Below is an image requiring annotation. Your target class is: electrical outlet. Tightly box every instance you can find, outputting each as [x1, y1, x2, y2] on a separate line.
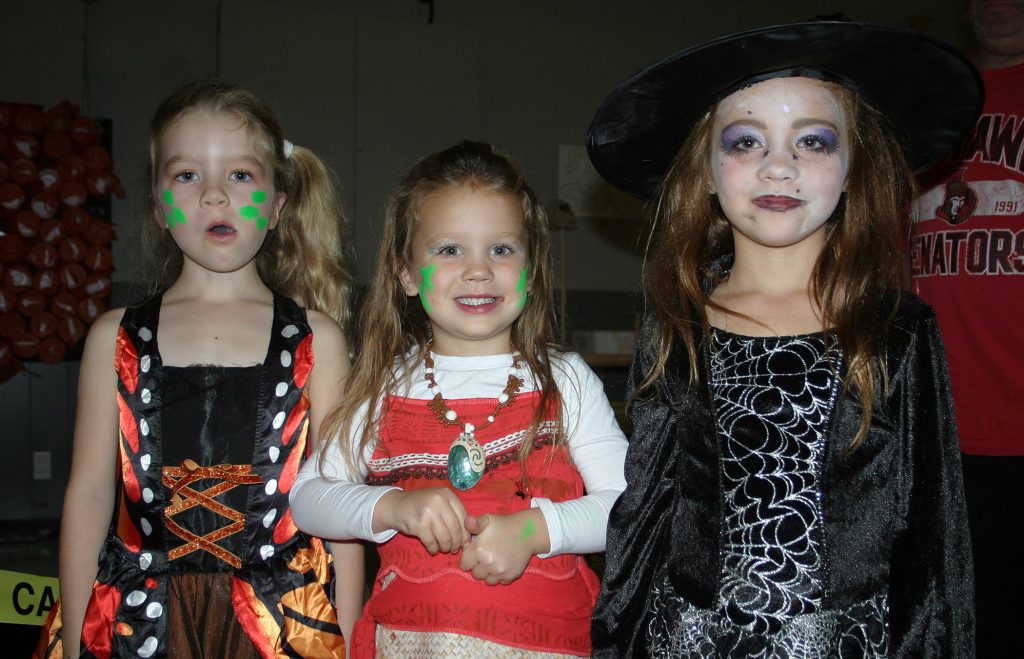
[33, 451, 52, 480]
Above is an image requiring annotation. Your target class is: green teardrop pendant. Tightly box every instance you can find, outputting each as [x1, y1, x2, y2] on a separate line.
[447, 432, 485, 490]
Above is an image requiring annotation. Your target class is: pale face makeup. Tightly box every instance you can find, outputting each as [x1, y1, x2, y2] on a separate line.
[709, 76, 850, 255]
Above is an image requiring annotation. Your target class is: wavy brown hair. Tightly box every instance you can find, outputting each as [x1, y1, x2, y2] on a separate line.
[141, 78, 354, 329]
[321, 140, 565, 476]
[638, 81, 914, 447]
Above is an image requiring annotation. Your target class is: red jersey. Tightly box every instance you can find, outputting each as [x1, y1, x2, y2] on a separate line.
[912, 62, 1024, 455]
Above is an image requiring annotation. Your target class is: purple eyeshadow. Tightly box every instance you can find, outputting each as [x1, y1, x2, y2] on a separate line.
[807, 127, 838, 150]
[720, 124, 752, 149]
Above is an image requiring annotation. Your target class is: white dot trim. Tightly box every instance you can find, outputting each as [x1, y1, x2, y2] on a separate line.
[138, 636, 158, 657]
[126, 590, 147, 607]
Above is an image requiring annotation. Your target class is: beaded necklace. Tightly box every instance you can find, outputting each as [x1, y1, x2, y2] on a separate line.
[424, 344, 524, 490]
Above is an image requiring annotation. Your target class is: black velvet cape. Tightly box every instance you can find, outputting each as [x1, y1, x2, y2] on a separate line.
[592, 293, 974, 657]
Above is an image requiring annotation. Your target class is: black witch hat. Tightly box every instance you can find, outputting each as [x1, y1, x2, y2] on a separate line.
[587, 21, 983, 200]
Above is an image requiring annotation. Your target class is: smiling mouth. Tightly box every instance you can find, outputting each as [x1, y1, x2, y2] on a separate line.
[456, 297, 497, 306]
[753, 195, 803, 212]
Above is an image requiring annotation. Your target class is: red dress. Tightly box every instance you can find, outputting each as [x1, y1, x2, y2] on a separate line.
[352, 390, 599, 656]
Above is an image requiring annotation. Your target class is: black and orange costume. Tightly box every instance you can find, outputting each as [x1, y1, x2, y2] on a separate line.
[37, 293, 343, 659]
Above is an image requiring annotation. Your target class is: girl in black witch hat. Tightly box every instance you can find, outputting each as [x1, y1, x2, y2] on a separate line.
[587, 20, 980, 658]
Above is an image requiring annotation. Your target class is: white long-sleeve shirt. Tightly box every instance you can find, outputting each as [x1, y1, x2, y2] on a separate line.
[289, 349, 628, 556]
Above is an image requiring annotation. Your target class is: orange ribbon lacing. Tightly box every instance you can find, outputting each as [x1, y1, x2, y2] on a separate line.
[162, 459, 262, 569]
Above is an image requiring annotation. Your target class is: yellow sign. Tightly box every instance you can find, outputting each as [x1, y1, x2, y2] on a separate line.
[0, 570, 59, 625]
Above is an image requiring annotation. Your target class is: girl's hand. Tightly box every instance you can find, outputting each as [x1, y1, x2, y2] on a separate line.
[374, 487, 469, 554]
[459, 509, 550, 585]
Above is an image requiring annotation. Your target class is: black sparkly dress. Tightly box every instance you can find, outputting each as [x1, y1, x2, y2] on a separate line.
[647, 330, 886, 657]
[593, 293, 974, 658]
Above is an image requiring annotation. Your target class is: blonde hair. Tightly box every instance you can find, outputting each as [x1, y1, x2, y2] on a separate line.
[321, 140, 564, 475]
[142, 78, 354, 329]
[638, 81, 913, 448]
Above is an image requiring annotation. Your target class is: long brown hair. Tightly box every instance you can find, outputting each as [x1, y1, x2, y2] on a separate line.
[321, 141, 565, 474]
[638, 81, 913, 447]
[142, 78, 354, 329]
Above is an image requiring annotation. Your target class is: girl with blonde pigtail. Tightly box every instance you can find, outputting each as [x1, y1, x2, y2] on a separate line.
[40, 78, 361, 659]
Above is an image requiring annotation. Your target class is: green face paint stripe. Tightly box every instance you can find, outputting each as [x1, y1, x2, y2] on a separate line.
[163, 189, 174, 205]
[257, 217, 268, 230]
[420, 263, 436, 292]
[519, 518, 536, 542]
[240, 206, 260, 220]
[418, 263, 436, 314]
[165, 211, 174, 228]
[517, 267, 529, 309]
[251, 190, 267, 204]
[171, 207, 187, 226]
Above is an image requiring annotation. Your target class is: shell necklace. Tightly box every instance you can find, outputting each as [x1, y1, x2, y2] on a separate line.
[424, 344, 524, 490]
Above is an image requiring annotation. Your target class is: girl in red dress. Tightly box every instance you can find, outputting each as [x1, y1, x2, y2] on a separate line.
[291, 140, 628, 657]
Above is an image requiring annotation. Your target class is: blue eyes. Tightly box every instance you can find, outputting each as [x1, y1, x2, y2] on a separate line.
[172, 170, 255, 184]
[433, 243, 517, 257]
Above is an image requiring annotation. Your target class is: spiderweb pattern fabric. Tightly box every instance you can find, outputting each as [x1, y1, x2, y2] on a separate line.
[646, 330, 889, 657]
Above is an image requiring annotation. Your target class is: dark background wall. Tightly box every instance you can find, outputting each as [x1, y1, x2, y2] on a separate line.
[0, 0, 972, 523]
